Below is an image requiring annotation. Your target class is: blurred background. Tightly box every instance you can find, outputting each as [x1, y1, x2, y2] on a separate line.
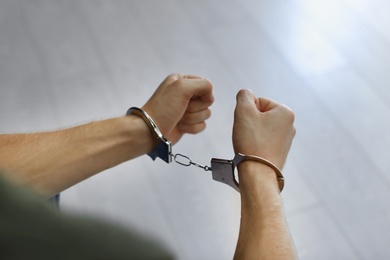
[1, 0, 390, 259]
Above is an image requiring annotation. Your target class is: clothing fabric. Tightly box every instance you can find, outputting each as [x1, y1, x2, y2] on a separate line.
[0, 174, 174, 259]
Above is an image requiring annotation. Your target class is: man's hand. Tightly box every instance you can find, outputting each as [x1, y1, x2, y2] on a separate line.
[232, 89, 297, 260]
[142, 74, 214, 144]
[232, 89, 295, 169]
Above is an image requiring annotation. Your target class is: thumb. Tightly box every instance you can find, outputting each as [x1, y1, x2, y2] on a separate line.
[236, 89, 258, 110]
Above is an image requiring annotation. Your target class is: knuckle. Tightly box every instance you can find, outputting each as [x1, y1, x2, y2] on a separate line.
[206, 109, 212, 119]
[281, 105, 295, 123]
[195, 122, 206, 133]
[200, 109, 211, 120]
[185, 109, 211, 122]
[287, 109, 295, 123]
[183, 112, 196, 122]
[171, 77, 186, 90]
[167, 73, 179, 81]
[179, 122, 206, 134]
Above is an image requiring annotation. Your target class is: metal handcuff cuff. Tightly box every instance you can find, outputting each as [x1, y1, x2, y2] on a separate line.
[127, 107, 284, 192]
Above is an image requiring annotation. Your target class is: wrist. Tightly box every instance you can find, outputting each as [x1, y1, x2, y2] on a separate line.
[119, 115, 155, 158]
[237, 161, 283, 219]
[126, 107, 172, 163]
[237, 161, 280, 195]
[236, 153, 284, 191]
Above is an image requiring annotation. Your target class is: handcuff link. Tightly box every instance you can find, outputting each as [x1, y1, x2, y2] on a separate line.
[172, 153, 211, 172]
[126, 107, 284, 193]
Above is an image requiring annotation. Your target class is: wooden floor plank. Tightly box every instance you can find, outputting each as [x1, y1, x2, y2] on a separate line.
[284, 0, 390, 107]
[342, 0, 390, 44]
[20, 0, 101, 80]
[239, 0, 347, 78]
[289, 205, 360, 260]
[2, 0, 390, 258]
[0, 0, 57, 133]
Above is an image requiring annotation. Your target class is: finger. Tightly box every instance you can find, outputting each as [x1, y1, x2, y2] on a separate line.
[162, 73, 206, 86]
[187, 98, 213, 113]
[236, 89, 256, 104]
[180, 109, 211, 125]
[173, 78, 214, 103]
[179, 74, 205, 80]
[160, 74, 180, 86]
[236, 89, 280, 113]
[257, 97, 279, 112]
[235, 89, 258, 116]
[236, 89, 258, 111]
[178, 121, 206, 134]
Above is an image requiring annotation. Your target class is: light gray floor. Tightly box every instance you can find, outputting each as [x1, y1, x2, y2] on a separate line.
[1, 0, 390, 259]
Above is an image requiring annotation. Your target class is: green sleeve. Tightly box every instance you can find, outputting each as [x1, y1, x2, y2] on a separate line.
[0, 174, 174, 259]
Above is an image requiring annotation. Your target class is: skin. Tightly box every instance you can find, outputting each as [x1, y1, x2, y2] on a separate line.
[232, 89, 297, 259]
[0, 75, 297, 258]
[0, 74, 213, 197]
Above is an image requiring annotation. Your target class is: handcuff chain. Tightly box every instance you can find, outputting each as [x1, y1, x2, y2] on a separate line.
[171, 153, 211, 171]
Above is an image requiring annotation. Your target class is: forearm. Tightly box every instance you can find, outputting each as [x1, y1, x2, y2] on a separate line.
[0, 74, 214, 198]
[0, 115, 153, 197]
[234, 162, 296, 260]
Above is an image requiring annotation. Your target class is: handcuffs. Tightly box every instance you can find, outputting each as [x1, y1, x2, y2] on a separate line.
[127, 107, 284, 192]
